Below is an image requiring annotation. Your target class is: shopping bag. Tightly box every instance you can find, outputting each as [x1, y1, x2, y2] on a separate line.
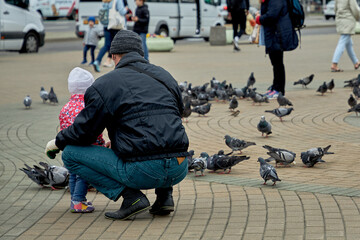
[250, 24, 260, 44]
[107, 0, 125, 30]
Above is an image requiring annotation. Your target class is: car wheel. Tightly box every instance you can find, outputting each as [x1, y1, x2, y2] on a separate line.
[203, 37, 209, 42]
[159, 27, 169, 37]
[325, 16, 330, 20]
[20, 32, 39, 53]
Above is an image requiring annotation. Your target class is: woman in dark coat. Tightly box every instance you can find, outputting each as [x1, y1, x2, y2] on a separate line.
[256, 0, 298, 97]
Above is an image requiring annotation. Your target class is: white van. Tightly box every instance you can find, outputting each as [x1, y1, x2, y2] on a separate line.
[0, 0, 45, 53]
[76, 0, 224, 41]
[30, 0, 78, 19]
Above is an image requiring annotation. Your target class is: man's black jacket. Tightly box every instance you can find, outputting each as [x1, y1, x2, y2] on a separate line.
[56, 52, 189, 161]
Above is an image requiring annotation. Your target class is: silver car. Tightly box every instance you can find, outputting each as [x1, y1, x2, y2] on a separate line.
[323, 0, 335, 20]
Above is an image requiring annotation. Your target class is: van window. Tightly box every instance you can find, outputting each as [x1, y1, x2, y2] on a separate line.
[204, 0, 219, 6]
[181, 0, 195, 3]
[5, 0, 29, 9]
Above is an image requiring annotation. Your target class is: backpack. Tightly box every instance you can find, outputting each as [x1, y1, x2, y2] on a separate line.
[98, 7, 109, 26]
[287, 0, 305, 30]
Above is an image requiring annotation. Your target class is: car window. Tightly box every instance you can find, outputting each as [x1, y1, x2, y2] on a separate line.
[5, 0, 29, 9]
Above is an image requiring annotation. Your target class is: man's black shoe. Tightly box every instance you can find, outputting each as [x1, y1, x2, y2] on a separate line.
[149, 187, 174, 215]
[105, 194, 150, 220]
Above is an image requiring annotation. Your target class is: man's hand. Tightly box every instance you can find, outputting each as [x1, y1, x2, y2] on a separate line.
[45, 139, 60, 159]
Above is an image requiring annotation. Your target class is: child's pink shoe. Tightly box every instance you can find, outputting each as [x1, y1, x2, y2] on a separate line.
[70, 201, 95, 213]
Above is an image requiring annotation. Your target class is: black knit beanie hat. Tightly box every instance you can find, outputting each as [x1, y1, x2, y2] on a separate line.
[109, 29, 144, 56]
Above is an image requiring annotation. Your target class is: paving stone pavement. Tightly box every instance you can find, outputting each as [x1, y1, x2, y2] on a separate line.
[0, 32, 360, 239]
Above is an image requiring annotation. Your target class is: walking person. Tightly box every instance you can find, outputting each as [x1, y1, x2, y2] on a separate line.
[255, 0, 298, 98]
[132, 0, 150, 61]
[227, 0, 249, 51]
[45, 30, 189, 220]
[81, 17, 101, 65]
[330, 0, 360, 72]
[59, 67, 106, 213]
[93, 0, 128, 72]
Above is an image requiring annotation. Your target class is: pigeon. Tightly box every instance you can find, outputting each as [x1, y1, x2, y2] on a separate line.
[189, 152, 208, 177]
[187, 150, 195, 171]
[301, 145, 334, 167]
[24, 95, 32, 108]
[182, 101, 192, 122]
[40, 87, 49, 103]
[262, 145, 296, 167]
[229, 96, 238, 111]
[234, 87, 246, 98]
[247, 72, 256, 88]
[179, 81, 188, 92]
[277, 92, 293, 107]
[353, 86, 360, 99]
[348, 103, 360, 116]
[257, 157, 281, 185]
[317, 82, 328, 96]
[265, 107, 294, 122]
[192, 103, 211, 116]
[327, 79, 335, 92]
[293, 74, 314, 88]
[19, 162, 69, 189]
[344, 75, 360, 88]
[348, 94, 357, 108]
[190, 99, 208, 107]
[207, 153, 250, 174]
[249, 90, 269, 105]
[230, 110, 240, 117]
[224, 135, 256, 154]
[48, 87, 58, 104]
[257, 116, 272, 137]
[19, 164, 50, 187]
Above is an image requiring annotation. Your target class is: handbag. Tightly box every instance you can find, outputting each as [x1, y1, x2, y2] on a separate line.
[107, 0, 125, 30]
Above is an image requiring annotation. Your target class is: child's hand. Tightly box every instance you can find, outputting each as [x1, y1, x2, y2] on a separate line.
[132, 16, 138, 22]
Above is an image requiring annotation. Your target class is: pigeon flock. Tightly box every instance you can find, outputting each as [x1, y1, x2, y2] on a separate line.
[182, 72, 353, 185]
[23, 86, 58, 109]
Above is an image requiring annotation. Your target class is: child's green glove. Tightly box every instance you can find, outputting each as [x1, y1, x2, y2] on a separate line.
[45, 139, 60, 159]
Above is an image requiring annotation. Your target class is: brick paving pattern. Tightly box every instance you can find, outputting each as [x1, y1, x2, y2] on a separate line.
[0, 32, 360, 239]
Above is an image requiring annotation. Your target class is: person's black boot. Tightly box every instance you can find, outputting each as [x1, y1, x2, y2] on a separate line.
[105, 188, 150, 220]
[149, 187, 174, 215]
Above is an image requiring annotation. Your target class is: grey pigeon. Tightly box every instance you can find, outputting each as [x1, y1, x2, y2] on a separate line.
[189, 152, 208, 177]
[301, 145, 334, 167]
[187, 150, 195, 171]
[258, 157, 281, 185]
[265, 107, 294, 122]
[262, 145, 296, 167]
[327, 79, 335, 92]
[234, 87, 245, 98]
[19, 164, 51, 187]
[353, 85, 360, 99]
[277, 92, 293, 107]
[249, 90, 269, 105]
[206, 153, 250, 174]
[317, 81, 328, 96]
[192, 103, 211, 116]
[19, 162, 69, 189]
[24, 95, 32, 108]
[344, 75, 360, 88]
[257, 116, 272, 137]
[48, 87, 58, 104]
[348, 103, 360, 116]
[293, 74, 314, 88]
[190, 99, 208, 107]
[348, 94, 357, 108]
[224, 135, 256, 154]
[40, 87, 49, 103]
[230, 110, 240, 117]
[229, 96, 238, 111]
[179, 81, 188, 92]
[36, 162, 69, 189]
[247, 72, 256, 88]
[182, 101, 192, 122]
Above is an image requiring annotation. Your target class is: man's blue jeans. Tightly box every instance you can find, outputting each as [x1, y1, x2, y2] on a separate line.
[62, 145, 188, 201]
[332, 34, 359, 64]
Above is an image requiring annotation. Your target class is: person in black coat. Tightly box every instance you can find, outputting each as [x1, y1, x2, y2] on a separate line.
[132, 0, 150, 61]
[45, 30, 189, 220]
[256, 0, 298, 97]
[227, 0, 249, 51]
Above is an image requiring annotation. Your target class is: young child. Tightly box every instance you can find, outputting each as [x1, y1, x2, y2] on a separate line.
[59, 67, 105, 213]
[81, 16, 101, 65]
[132, 0, 149, 61]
